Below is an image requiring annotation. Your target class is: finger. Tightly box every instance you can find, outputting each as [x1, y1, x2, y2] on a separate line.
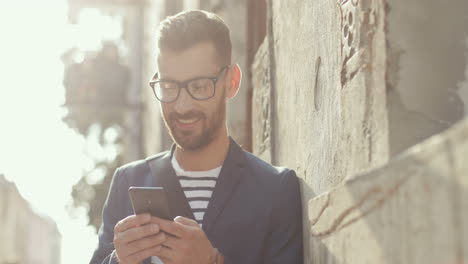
[115, 214, 151, 233]
[161, 233, 181, 249]
[154, 245, 177, 262]
[125, 244, 163, 264]
[174, 216, 199, 228]
[114, 223, 159, 246]
[151, 216, 186, 238]
[121, 232, 166, 257]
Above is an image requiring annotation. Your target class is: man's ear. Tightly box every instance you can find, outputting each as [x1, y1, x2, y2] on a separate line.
[225, 64, 241, 99]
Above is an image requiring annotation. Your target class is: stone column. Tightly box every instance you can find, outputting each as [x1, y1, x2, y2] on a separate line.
[252, 0, 389, 261]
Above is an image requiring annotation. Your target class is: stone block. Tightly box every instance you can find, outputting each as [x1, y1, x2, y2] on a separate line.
[309, 118, 468, 264]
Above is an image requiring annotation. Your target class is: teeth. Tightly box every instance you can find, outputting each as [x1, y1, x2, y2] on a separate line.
[177, 118, 198, 124]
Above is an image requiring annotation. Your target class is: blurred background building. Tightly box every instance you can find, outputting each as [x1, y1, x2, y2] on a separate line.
[0, 174, 61, 264]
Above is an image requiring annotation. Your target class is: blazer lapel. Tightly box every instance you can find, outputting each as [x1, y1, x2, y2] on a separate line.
[146, 147, 194, 220]
[202, 138, 246, 233]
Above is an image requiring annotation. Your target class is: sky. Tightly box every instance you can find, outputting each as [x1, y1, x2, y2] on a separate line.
[0, 1, 123, 263]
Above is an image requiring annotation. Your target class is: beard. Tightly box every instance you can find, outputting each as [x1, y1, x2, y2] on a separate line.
[162, 96, 226, 151]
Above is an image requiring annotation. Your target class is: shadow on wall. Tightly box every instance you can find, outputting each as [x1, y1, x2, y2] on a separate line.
[458, 35, 468, 116]
[386, 0, 468, 156]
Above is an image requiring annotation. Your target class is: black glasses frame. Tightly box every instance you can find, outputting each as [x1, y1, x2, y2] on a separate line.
[149, 66, 229, 103]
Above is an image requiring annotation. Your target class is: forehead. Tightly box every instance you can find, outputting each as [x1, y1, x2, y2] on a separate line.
[157, 41, 221, 81]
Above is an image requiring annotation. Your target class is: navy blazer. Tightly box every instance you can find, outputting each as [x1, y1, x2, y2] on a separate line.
[90, 139, 303, 264]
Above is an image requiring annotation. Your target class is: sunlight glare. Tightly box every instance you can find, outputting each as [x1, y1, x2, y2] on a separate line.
[0, 1, 124, 263]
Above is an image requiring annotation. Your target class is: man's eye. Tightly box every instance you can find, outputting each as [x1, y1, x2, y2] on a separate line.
[192, 84, 205, 90]
[190, 80, 210, 90]
[161, 83, 176, 89]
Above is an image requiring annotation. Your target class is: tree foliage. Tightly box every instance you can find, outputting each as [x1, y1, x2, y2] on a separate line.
[62, 42, 130, 232]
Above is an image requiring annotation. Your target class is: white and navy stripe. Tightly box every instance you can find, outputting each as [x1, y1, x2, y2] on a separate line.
[152, 156, 222, 264]
[178, 176, 217, 224]
[171, 155, 222, 226]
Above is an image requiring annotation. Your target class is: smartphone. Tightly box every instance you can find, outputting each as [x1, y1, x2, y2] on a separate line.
[128, 187, 172, 220]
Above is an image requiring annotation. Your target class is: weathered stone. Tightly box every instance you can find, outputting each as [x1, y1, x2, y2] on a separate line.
[268, 0, 389, 196]
[309, 118, 468, 264]
[252, 38, 272, 163]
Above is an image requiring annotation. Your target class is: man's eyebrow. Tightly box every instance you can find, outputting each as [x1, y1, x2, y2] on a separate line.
[156, 70, 220, 83]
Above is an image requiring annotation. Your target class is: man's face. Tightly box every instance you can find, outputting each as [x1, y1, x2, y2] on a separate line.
[157, 42, 227, 151]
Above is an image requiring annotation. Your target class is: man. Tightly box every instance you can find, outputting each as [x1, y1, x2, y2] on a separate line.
[90, 10, 303, 264]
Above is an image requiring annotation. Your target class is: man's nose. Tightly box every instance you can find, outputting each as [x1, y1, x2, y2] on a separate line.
[173, 87, 194, 113]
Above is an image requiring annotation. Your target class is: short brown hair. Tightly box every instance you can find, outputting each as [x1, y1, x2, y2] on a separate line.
[158, 10, 232, 65]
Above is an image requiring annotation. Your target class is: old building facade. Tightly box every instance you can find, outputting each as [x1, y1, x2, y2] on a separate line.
[0, 175, 61, 264]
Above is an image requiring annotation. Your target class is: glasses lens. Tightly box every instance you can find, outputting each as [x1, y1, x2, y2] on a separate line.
[187, 78, 215, 100]
[154, 82, 179, 102]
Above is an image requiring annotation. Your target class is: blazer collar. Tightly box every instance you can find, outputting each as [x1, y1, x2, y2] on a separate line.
[146, 147, 194, 220]
[202, 137, 247, 233]
[147, 137, 247, 232]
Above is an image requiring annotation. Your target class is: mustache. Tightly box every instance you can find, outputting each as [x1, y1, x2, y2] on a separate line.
[169, 111, 204, 121]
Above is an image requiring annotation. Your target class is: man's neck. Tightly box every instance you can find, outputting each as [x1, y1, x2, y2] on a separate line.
[174, 129, 230, 171]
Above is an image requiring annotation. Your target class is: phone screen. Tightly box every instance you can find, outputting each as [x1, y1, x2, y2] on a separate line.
[128, 187, 172, 220]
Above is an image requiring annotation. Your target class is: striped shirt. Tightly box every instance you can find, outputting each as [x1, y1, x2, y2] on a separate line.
[171, 154, 222, 226]
[151, 156, 223, 264]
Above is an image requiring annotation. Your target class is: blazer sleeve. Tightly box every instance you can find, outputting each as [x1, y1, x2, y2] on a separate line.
[263, 169, 304, 264]
[89, 168, 125, 264]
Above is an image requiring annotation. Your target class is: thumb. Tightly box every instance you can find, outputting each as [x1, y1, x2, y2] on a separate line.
[174, 216, 199, 227]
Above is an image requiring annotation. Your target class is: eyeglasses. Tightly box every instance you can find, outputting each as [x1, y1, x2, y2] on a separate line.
[149, 66, 229, 103]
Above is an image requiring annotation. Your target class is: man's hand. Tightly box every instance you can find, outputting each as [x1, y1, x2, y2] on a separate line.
[152, 216, 217, 264]
[113, 214, 166, 264]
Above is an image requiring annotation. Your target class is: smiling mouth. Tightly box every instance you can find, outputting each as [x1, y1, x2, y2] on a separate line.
[175, 117, 201, 125]
[177, 117, 198, 124]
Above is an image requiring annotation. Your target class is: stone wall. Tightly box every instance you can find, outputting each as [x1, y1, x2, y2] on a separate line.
[309, 118, 468, 263]
[253, 0, 390, 195]
[252, 1, 390, 261]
